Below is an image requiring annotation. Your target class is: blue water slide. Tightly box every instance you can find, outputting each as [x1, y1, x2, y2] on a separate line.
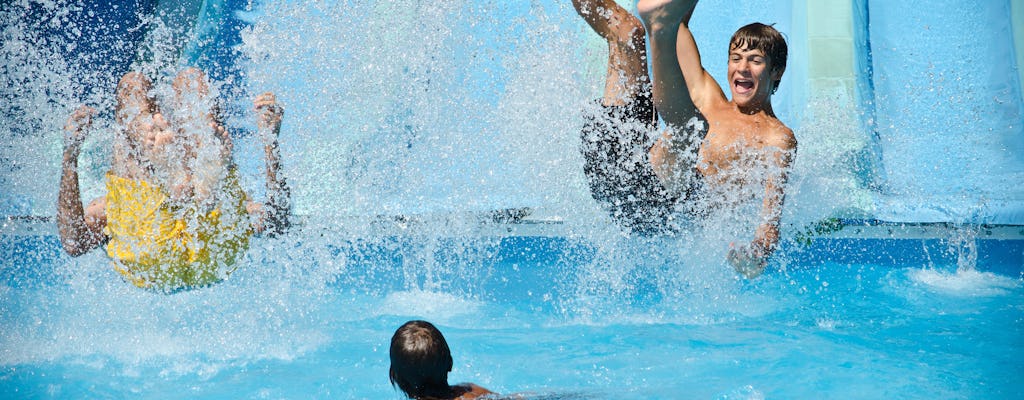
[14, 0, 246, 93]
[120, 0, 251, 93]
[175, 0, 251, 87]
[859, 0, 1024, 224]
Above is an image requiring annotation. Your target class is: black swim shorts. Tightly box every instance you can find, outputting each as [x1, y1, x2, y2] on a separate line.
[580, 96, 680, 235]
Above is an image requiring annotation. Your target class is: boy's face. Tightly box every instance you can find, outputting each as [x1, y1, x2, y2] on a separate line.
[727, 45, 779, 108]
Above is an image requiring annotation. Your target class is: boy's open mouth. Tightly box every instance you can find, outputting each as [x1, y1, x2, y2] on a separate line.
[734, 78, 754, 93]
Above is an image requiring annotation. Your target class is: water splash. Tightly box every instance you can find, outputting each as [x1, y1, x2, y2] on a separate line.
[946, 224, 979, 273]
[235, 1, 598, 219]
[907, 267, 1020, 298]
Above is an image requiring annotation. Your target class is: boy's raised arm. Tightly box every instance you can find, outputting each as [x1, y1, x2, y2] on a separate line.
[57, 105, 108, 256]
[673, 0, 727, 110]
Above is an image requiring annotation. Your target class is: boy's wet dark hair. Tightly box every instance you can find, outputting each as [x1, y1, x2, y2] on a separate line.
[730, 22, 788, 92]
[389, 320, 454, 399]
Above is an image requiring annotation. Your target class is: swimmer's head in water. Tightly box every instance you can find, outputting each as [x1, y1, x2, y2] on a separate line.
[389, 320, 454, 399]
[729, 23, 787, 94]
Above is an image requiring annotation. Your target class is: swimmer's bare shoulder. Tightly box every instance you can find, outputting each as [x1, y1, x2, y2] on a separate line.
[453, 383, 495, 399]
[764, 117, 796, 153]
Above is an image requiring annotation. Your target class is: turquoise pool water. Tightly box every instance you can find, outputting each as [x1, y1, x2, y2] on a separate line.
[2, 221, 1022, 399]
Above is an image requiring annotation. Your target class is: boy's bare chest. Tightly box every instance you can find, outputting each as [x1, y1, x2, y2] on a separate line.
[697, 114, 772, 175]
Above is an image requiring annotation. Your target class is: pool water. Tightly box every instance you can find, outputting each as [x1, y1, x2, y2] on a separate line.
[2, 223, 1021, 399]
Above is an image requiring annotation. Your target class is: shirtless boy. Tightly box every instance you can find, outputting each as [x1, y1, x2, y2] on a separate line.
[574, 0, 796, 277]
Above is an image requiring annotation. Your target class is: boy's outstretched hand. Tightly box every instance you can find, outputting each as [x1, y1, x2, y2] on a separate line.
[728, 242, 767, 279]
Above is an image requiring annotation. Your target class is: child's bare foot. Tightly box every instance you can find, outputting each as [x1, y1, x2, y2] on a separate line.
[141, 114, 174, 161]
[637, 0, 695, 32]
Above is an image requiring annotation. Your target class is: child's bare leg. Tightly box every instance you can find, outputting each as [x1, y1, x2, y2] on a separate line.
[575, 1, 683, 233]
[636, 0, 698, 128]
[572, 0, 650, 106]
[638, 0, 702, 195]
[170, 67, 226, 205]
[112, 72, 157, 181]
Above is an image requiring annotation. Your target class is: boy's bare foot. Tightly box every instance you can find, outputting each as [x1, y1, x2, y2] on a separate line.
[637, 0, 695, 32]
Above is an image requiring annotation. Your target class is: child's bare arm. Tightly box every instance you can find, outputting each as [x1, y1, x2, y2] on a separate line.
[57, 106, 108, 256]
[251, 92, 290, 236]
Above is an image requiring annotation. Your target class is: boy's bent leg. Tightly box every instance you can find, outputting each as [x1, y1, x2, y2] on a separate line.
[573, 0, 651, 107]
[574, 1, 678, 233]
[638, 0, 705, 198]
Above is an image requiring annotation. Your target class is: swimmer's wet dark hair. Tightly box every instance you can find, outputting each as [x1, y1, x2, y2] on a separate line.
[730, 22, 788, 93]
[389, 320, 454, 399]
